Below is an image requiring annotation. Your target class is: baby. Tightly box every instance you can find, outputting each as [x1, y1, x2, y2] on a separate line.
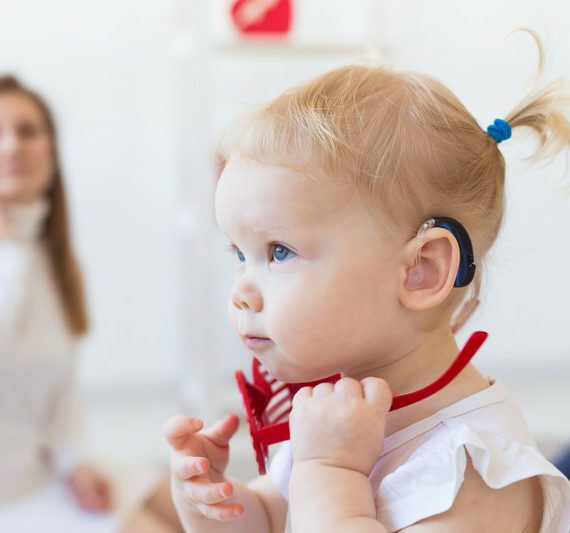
[164, 32, 570, 532]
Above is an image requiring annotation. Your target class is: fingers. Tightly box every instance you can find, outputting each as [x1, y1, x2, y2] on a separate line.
[334, 377, 363, 396]
[76, 492, 105, 512]
[361, 377, 392, 410]
[292, 385, 312, 407]
[194, 501, 244, 521]
[176, 472, 244, 521]
[311, 382, 334, 397]
[182, 478, 235, 505]
[171, 455, 210, 480]
[202, 413, 240, 447]
[294, 377, 392, 408]
[294, 379, 363, 404]
[94, 479, 113, 510]
[163, 415, 203, 451]
[164, 413, 240, 452]
[165, 414, 245, 522]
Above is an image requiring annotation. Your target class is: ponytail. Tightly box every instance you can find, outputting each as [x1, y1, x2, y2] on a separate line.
[505, 29, 570, 165]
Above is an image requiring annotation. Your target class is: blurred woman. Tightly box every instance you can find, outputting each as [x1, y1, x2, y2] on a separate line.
[0, 75, 181, 532]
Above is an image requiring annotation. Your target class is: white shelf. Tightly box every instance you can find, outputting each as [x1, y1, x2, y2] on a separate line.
[212, 40, 368, 56]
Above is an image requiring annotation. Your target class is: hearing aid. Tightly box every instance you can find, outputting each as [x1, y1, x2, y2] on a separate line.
[415, 216, 476, 288]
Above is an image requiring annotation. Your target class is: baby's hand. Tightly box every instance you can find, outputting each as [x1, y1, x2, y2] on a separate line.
[290, 377, 392, 476]
[163, 413, 244, 523]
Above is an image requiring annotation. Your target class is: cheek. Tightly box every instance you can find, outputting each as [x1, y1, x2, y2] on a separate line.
[269, 262, 399, 368]
[30, 139, 54, 181]
[264, 276, 356, 368]
[34, 136, 52, 158]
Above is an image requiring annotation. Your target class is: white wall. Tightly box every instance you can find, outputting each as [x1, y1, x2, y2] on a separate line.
[0, 0, 181, 390]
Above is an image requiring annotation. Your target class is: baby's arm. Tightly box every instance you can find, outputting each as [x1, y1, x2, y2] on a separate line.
[398, 457, 543, 532]
[291, 438, 542, 533]
[164, 414, 287, 533]
[288, 377, 393, 533]
[248, 475, 288, 532]
[290, 461, 387, 532]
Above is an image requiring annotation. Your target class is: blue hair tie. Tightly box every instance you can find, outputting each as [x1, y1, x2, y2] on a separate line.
[487, 118, 512, 143]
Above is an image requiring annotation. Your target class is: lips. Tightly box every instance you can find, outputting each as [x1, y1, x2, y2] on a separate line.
[4, 166, 27, 177]
[243, 335, 272, 349]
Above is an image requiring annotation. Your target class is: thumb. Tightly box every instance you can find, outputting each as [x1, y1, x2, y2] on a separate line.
[203, 413, 240, 447]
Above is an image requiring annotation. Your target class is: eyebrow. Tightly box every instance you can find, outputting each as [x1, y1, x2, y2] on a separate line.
[251, 223, 293, 236]
[221, 221, 298, 247]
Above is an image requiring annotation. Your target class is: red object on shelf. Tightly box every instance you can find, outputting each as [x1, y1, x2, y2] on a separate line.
[231, 0, 292, 35]
[235, 331, 488, 474]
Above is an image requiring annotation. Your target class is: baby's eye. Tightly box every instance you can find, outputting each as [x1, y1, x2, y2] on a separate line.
[272, 244, 296, 263]
[227, 244, 245, 263]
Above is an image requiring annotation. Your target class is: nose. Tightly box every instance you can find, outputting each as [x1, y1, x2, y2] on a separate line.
[0, 130, 22, 155]
[230, 275, 263, 312]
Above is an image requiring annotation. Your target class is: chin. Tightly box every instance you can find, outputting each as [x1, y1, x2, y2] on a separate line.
[0, 187, 29, 202]
[259, 358, 335, 384]
[254, 357, 295, 383]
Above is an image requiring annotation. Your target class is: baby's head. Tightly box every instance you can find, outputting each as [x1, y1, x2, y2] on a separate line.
[215, 38, 569, 383]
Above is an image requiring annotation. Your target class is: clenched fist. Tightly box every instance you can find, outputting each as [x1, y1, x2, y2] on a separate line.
[290, 377, 392, 476]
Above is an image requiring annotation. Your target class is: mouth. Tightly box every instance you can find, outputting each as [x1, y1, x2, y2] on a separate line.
[242, 335, 273, 350]
[4, 164, 28, 177]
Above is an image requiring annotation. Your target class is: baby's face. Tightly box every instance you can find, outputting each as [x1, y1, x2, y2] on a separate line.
[215, 155, 405, 383]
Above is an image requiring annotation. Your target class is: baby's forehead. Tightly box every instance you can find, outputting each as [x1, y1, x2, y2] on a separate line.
[215, 156, 361, 235]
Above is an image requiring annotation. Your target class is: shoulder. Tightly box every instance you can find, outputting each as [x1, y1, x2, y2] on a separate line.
[399, 455, 543, 532]
[375, 416, 554, 531]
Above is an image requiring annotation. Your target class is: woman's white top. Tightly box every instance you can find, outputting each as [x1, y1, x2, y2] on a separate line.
[0, 200, 83, 502]
[269, 377, 570, 532]
[0, 200, 163, 532]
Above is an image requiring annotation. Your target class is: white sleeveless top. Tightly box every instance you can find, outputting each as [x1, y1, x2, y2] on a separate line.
[269, 378, 570, 532]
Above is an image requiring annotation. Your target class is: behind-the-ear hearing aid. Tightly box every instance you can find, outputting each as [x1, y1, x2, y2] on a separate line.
[415, 216, 476, 288]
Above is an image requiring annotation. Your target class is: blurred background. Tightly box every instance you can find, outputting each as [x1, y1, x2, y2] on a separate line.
[1, 0, 569, 484]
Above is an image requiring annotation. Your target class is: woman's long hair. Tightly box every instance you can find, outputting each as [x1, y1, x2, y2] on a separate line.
[0, 75, 88, 335]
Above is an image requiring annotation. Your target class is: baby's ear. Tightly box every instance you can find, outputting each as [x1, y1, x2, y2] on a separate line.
[398, 228, 461, 311]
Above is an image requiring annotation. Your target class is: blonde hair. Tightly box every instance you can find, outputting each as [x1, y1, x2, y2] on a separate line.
[217, 30, 570, 329]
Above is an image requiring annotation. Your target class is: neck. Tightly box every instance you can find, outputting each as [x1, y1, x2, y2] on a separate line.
[3, 197, 50, 240]
[346, 325, 490, 437]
